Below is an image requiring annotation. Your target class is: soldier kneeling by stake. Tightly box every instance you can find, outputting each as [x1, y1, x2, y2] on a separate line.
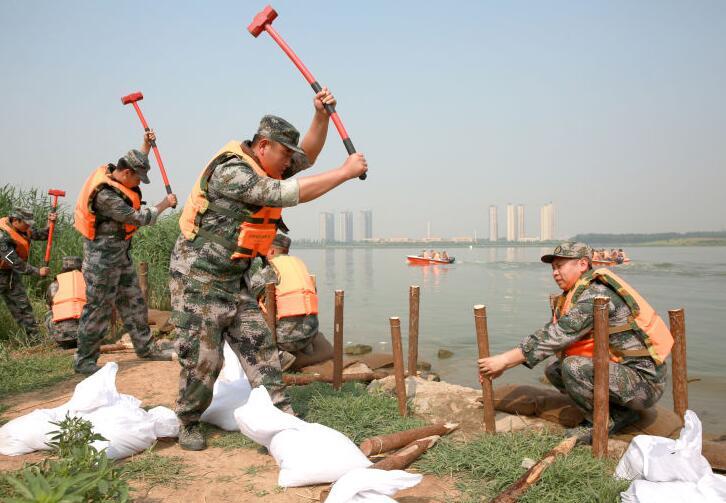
[44, 256, 85, 349]
[73, 131, 177, 375]
[247, 233, 333, 371]
[478, 241, 673, 443]
[0, 207, 51, 342]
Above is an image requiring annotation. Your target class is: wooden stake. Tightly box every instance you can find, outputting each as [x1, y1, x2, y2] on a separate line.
[359, 422, 458, 456]
[371, 435, 440, 470]
[592, 296, 610, 458]
[390, 316, 407, 416]
[138, 261, 149, 304]
[333, 290, 344, 391]
[408, 285, 420, 377]
[549, 293, 559, 317]
[264, 282, 277, 345]
[491, 436, 577, 503]
[669, 308, 688, 420]
[282, 371, 386, 385]
[474, 305, 496, 433]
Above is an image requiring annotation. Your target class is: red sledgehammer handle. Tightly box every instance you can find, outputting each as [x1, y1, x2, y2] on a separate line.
[257, 23, 367, 180]
[44, 192, 64, 264]
[128, 101, 174, 196]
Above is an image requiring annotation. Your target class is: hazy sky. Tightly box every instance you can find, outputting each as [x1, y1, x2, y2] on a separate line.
[1, 1, 724, 240]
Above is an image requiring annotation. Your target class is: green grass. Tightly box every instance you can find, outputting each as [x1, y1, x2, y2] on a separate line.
[415, 430, 629, 503]
[206, 424, 259, 451]
[0, 347, 74, 396]
[123, 447, 190, 487]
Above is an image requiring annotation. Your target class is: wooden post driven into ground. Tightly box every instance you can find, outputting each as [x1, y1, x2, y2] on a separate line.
[474, 305, 496, 433]
[264, 282, 277, 344]
[592, 296, 610, 458]
[390, 316, 407, 416]
[549, 293, 559, 317]
[408, 285, 420, 377]
[138, 261, 149, 303]
[333, 290, 344, 391]
[669, 308, 688, 420]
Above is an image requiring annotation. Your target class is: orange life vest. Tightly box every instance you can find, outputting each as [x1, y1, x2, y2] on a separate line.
[73, 165, 142, 240]
[178, 141, 283, 260]
[271, 255, 318, 319]
[0, 217, 31, 269]
[51, 270, 86, 322]
[554, 268, 673, 365]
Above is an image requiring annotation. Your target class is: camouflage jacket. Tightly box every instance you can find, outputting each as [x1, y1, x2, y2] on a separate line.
[519, 270, 666, 383]
[0, 224, 49, 275]
[170, 141, 308, 290]
[244, 256, 278, 299]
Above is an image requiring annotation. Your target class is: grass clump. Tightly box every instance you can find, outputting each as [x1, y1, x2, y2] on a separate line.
[289, 381, 425, 444]
[205, 423, 259, 451]
[415, 429, 629, 503]
[123, 447, 189, 487]
[0, 347, 73, 396]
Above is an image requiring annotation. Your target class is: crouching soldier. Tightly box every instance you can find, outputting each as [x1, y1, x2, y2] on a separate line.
[44, 256, 85, 348]
[73, 131, 177, 375]
[0, 207, 51, 342]
[478, 242, 672, 443]
[247, 234, 333, 371]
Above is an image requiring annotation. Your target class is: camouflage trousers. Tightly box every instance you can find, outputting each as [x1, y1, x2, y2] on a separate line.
[75, 243, 152, 371]
[276, 315, 318, 354]
[170, 271, 289, 426]
[545, 356, 665, 424]
[0, 270, 40, 340]
[44, 311, 79, 348]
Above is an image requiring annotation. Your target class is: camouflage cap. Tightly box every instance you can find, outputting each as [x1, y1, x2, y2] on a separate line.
[272, 233, 291, 250]
[9, 207, 34, 226]
[61, 256, 82, 272]
[117, 149, 151, 184]
[541, 241, 593, 264]
[256, 115, 304, 155]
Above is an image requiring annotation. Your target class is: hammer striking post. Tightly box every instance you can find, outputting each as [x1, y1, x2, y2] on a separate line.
[248, 5, 367, 180]
[121, 92, 176, 205]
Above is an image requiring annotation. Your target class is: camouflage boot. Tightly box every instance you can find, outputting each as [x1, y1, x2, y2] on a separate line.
[179, 422, 206, 451]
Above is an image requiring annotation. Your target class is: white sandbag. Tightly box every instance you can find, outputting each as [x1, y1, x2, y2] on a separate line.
[270, 424, 373, 487]
[233, 386, 304, 448]
[0, 406, 67, 456]
[326, 468, 423, 503]
[201, 342, 251, 431]
[83, 402, 157, 459]
[620, 475, 726, 503]
[616, 410, 712, 483]
[148, 406, 180, 438]
[65, 362, 121, 413]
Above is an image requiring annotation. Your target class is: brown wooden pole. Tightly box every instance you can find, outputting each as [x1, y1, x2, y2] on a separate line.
[264, 282, 277, 345]
[669, 308, 688, 420]
[371, 435, 440, 470]
[333, 290, 344, 391]
[390, 316, 407, 416]
[282, 371, 387, 385]
[592, 296, 610, 458]
[407, 285, 420, 377]
[359, 422, 458, 457]
[474, 305, 497, 433]
[549, 293, 559, 316]
[138, 261, 149, 304]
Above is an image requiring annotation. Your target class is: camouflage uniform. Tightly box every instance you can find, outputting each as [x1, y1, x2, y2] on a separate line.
[74, 151, 160, 372]
[520, 242, 666, 425]
[170, 116, 310, 425]
[245, 255, 319, 354]
[45, 256, 83, 348]
[0, 208, 49, 341]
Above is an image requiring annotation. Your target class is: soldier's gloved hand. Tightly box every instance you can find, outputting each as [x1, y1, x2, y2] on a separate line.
[39, 267, 50, 277]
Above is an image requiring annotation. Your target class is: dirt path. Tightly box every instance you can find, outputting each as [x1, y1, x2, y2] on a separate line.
[0, 351, 460, 502]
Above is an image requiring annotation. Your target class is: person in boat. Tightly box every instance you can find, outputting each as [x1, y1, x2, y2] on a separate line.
[441, 250, 449, 261]
[45, 256, 84, 349]
[478, 241, 671, 443]
[432, 251, 441, 260]
[616, 249, 625, 264]
[246, 233, 333, 372]
[422, 249, 431, 259]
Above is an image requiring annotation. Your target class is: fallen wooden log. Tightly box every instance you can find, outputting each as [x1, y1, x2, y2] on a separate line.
[282, 371, 386, 385]
[372, 435, 439, 471]
[99, 341, 133, 353]
[491, 436, 577, 503]
[359, 422, 458, 457]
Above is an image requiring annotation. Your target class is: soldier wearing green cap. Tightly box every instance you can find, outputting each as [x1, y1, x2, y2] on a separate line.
[478, 241, 668, 444]
[0, 207, 51, 341]
[170, 88, 368, 451]
[73, 131, 178, 375]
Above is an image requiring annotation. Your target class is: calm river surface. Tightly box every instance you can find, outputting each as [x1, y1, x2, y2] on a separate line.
[294, 246, 726, 434]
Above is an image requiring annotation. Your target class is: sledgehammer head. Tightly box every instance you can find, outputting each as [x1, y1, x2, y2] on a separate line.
[248, 5, 277, 37]
[47, 189, 66, 198]
[121, 92, 144, 105]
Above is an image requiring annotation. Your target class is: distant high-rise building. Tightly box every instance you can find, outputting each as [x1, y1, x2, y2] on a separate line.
[358, 210, 373, 240]
[517, 204, 525, 241]
[338, 211, 354, 242]
[489, 205, 498, 242]
[540, 202, 555, 241]
[319, 212, 335, 242]
[506, 204, 516, 241]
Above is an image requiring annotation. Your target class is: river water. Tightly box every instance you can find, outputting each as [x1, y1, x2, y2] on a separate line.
[293, 246, 726, 434]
